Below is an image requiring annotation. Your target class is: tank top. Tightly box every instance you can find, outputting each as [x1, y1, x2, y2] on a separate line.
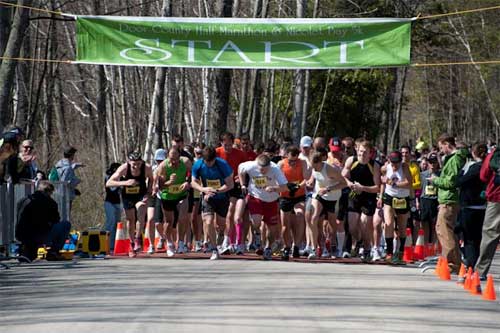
[161, 159, 188, 200]
[313, 162, 341, 201]
[121, 162, 147, 200]
[385, 163, 410, 198]
[350, 157, 375, 186]
[280, 158, 305, 198]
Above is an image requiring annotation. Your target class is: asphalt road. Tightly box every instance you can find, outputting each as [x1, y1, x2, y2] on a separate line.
[1, 254, 499, 333]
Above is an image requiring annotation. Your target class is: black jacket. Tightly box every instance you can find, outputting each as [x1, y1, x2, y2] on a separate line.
[458, 161, 486, 207]
[16, 191, 60, 241]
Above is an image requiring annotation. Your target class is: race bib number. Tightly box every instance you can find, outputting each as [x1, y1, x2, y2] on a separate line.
[207, 179, 221, 189]
[168, 184, 183, 194]
[425, 184, 437, 196]
[193, 189, 201, 199]
[125, 186, 140, 195]
[253, 176, 267, 189]
[392, 197, 407, 210]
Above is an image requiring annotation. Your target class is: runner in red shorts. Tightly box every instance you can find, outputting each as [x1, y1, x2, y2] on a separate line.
[238, 155, 288, 260]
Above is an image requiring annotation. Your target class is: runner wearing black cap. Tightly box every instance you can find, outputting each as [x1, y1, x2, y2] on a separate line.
[106, 151, 154, 257]
[379, 150, 412, 264]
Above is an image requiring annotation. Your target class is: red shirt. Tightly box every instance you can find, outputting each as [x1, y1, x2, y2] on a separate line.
[216, 147, 247, 177]
[242, 149, 257, 161]
[480, 149, 500, 202]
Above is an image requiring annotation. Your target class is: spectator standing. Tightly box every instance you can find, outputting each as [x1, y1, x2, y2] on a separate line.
[474, 147, 500, 280]
[104, 162, 122, 252]
[55, 146, 82, 209]
[18, 139, 38, 180]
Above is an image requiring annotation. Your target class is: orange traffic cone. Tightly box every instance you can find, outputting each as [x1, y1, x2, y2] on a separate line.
[440, 257, 451, 281]
[413, 229, 425, 261]
[435, 256, 442, 277]
[456, 263, 466, 285]
[154, 226, 164, 250]
[464, 267, 473, 291]
[482, 275, 496, 301]
[402, 228, 414, 263]
[113, 222, 131, 255]
[143, 222, 151, 252]
[470, 272, 482, 295]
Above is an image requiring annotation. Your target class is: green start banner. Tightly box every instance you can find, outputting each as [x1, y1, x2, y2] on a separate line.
[76, 16, 413, 69]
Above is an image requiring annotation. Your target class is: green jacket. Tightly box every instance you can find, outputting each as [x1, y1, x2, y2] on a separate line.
[433, 148, 468, 205]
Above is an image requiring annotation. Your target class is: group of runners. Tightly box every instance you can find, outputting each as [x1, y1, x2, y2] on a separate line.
[103, 132, 488, 267]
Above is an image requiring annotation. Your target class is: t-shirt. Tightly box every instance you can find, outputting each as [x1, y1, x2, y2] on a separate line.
[243, 150, 257, 161]
[216, 147, 247, 180]
[192, 158, 233, 200]
[420, 169, 439, 200]
[239, 161, 288, 202]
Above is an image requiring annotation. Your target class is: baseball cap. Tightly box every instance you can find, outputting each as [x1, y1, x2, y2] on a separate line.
[127, 151, 142, 161]
[154, 148, 166, 161]
[389, 151, 402, 163]
[300, 136, 313, 148]
[329, 137, 342, 152]
[2, 131, 18, 144]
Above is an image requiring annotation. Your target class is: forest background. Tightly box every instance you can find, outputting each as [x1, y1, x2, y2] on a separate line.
[1, 0, 499, 228]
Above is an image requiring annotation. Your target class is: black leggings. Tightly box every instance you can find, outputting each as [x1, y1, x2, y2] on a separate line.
[459, 207, 485, 268]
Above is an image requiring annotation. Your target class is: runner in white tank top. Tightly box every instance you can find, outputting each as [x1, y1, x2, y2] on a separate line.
[306, 150, 346, 260]
[379, 151, 412, 264]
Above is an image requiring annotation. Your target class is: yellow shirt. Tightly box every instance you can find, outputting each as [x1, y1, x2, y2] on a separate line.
[408, 161, 421, 191]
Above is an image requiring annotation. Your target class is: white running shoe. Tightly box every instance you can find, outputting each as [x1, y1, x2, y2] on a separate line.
[147, 245, 154, 255]
[167, 243, 175, 257]
[210, 250, 220, 260]
[342, 251, 351, 258]
[321, 248, 330, 258]
[177, 241, 186, 254]
[308, 252, 317, 260]
[372, 248, 382, 262]
[195, 241, 203, 252]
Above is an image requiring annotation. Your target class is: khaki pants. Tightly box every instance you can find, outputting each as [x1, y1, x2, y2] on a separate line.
[436, 203, 461, 271]
[475, 202, 500, 277]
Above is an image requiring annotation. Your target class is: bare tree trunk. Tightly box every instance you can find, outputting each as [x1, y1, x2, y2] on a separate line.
[0, 5, 12, 62]
[424, 67, 433, 143]
[212, 0, 233, 140]
[164, 70, 176, 144]
[389, 67, 408, 151]
[0, 0, 32, 132]
[236, 70, 249, 137]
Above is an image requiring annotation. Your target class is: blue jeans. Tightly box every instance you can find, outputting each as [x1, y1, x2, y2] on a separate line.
[104, 201, 122, 250]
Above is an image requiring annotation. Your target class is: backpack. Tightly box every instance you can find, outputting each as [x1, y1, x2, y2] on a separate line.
[490, 149, 500, 185]
[15, 195, 33, 241]
[48, 167, 59, 181]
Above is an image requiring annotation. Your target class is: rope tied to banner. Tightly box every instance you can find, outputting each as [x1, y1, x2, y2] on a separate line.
[0, 0, 74, 18]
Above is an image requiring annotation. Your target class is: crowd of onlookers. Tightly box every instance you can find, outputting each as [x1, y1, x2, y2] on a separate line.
[1, 126, 81, 260]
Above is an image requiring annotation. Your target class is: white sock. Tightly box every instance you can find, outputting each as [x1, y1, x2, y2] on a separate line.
[336, 232, 345, 253]
[223, 236, 230, 247]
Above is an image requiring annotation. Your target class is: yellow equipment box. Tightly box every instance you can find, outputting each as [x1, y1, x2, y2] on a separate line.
[77, 230, 109, 255]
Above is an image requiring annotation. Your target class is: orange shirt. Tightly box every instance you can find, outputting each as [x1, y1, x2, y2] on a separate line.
[216, 146, 247, 178]
[279, 158, 305, 198]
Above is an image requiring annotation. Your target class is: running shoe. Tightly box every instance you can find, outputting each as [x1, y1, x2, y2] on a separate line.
[177, 241, 186, 254]
[195, 241, 203, 252]
[371, 248, 382, 262]
[133, 238, 142, 252]
[229, 244, 236, 254]
[263, 247, 272, 260]
[147, 245, 154, 255]
[281, 248, 290, 261]
[342, 251, 350, 258]
[307, 252, 317, 260]
[292, 245, 300, 258]
[210, 249, 220, 260]
[128, 250, 136, 258]
[300, 246, 312, 257]
[235, 244, 245, 255]
[156, 238, 165, 250]
[321, 248, 330, 258]
[255, 247, 264, 256]
[220, 245, 231, 255]
[385, 253, 394, 263]
[167, 243, 175, 257]
[254, 233, 262, 249]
